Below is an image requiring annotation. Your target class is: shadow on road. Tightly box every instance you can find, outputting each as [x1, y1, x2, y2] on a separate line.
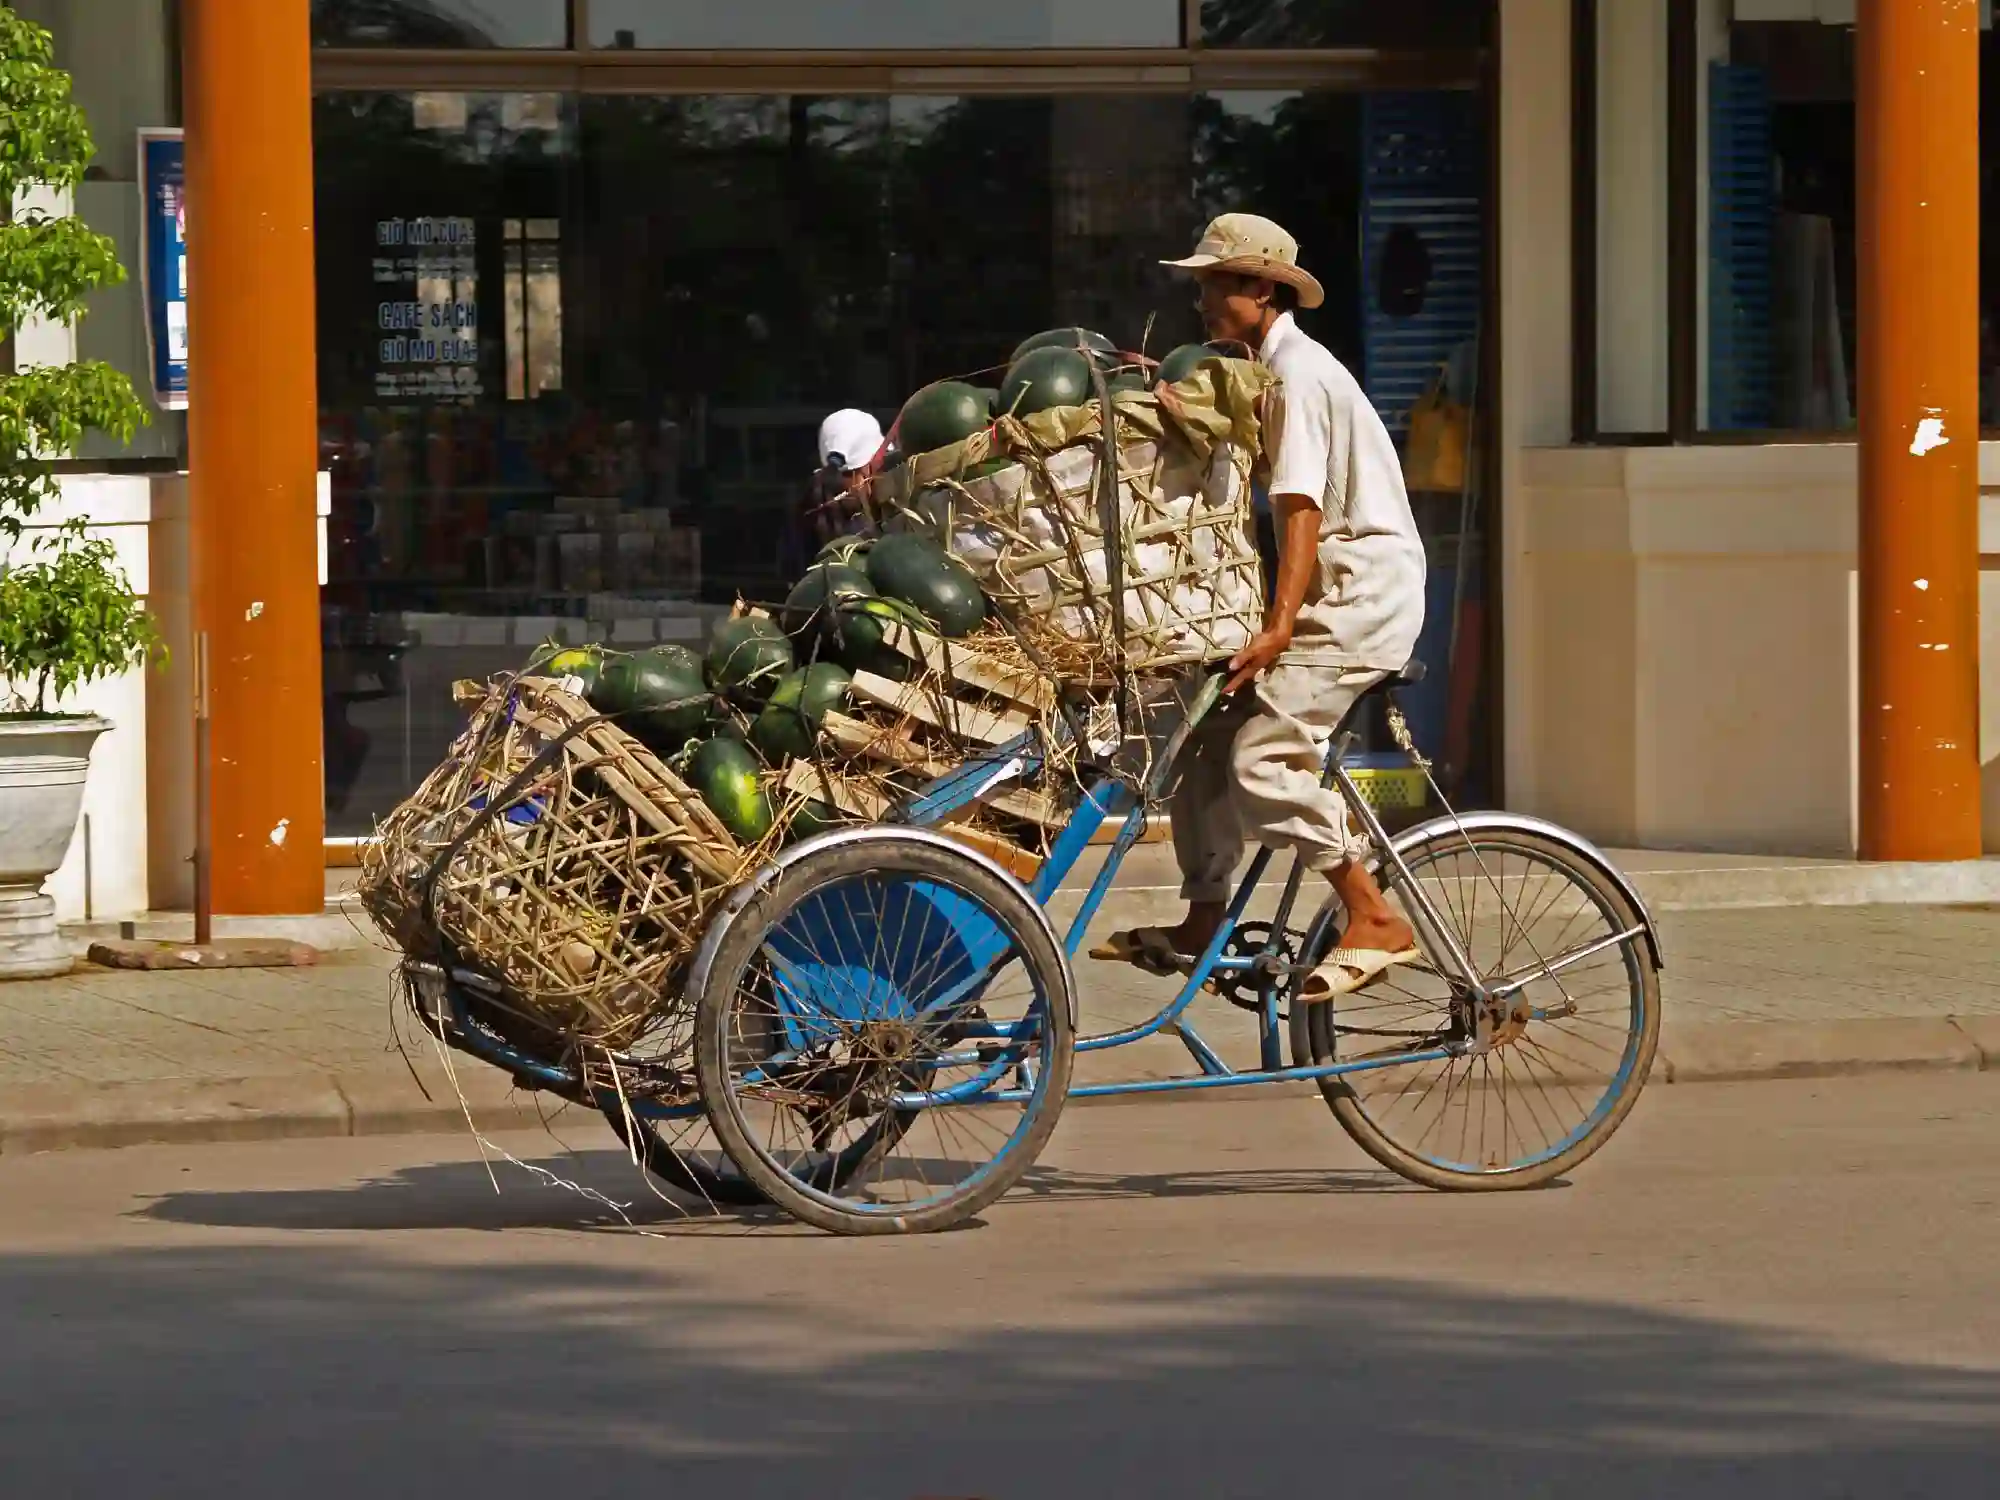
[134, 1148, 1417, 1235]
[7, 1229, 1997, 1495]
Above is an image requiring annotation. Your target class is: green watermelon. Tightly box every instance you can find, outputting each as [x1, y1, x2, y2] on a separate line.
[1011, 327, 1119, 371]
[544, 643, 608, 696]
[782, 562, 876, 637]
[1155, 342, 1216, 387]
[897, 381, 990, 457]
[688, 737, 774, 845]
[866, 532, 987, 639]
[784, 798, 848, 843]
[827, 595, 923, 679]
[999, 346, 1095, 419]
[590, 644, 710, 749]
[1107, 368, 1148, 396]
[705, 615, 794, 705]
[973, 386, 1001, 418]
[749, 662, 853, 762]
[814, 534, 873, 568]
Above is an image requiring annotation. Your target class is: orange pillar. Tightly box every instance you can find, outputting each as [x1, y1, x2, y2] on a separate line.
[1856, 0, 1983, 861]
[181, 3, 325, 912]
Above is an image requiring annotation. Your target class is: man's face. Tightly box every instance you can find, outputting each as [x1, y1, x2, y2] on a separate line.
[1196, 271, 1276, 345]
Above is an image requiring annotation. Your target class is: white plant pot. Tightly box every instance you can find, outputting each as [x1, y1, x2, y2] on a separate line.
[0, 715, 108, 979]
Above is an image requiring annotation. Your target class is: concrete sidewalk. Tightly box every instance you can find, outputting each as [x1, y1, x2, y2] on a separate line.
[3, 893, 2000, 1154]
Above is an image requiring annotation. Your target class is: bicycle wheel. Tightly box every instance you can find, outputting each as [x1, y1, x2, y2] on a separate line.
[607, 953, 912, 1207]
[1290, 825, 1659, 1191]
[696, 834, 1074, 1236]
[600, 1104, 768, 1207]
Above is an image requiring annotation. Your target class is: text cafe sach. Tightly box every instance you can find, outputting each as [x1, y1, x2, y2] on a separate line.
[378, 301, 478, 331]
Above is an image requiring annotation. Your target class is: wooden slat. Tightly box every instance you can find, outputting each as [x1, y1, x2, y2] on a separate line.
[879, 623, 1056, 712]
[821, 710, 951, 775]
[847, 670, 1034, 747]
[938, 818, 1044, 883]
[780, 760, 893, 819]
[818, 712, 1062, 827]
[777, 762, 1043, 882]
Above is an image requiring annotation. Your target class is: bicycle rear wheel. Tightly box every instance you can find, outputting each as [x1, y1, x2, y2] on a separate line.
[696, 833, 1074, 1235]
[1290, 825, 1659, 1191]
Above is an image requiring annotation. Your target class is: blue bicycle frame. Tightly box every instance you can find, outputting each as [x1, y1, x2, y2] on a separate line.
[419, 672, 1464, 1117]
[853, 670, 1463, 1105]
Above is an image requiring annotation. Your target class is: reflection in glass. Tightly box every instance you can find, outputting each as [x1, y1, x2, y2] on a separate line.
[1703, 20, 1856, 432]
[1201, 0, 1486, 49]
[312, 0, 568, 48]
[504, 218, 564, 402]
[590, 0, 1179, 50]
[313, 86, 1490, 828]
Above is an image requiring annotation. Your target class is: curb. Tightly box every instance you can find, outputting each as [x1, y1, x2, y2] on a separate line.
[2, 1015, 1996, 1157]
[1627, 859, 2000, 912]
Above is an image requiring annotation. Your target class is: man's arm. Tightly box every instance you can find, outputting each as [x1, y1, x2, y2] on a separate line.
[1226, 491, 1317, 695]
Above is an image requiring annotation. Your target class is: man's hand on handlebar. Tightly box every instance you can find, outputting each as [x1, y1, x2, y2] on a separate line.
[1225, 622, 1292, 696]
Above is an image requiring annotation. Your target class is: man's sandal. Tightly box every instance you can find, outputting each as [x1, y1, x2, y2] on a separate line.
[1089, 927, 1196, 977]
[1297, 945, 1423, 1004]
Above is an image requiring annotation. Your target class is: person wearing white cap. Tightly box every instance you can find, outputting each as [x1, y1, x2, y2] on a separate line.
[1092, 213, 1429, 1001]
[799, 408, 887, 551]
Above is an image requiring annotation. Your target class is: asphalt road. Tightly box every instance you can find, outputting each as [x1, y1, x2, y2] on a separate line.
[5, 1073, 1998, 1498]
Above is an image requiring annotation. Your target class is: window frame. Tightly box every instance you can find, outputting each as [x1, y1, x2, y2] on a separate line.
[312, 0, 1487, 89]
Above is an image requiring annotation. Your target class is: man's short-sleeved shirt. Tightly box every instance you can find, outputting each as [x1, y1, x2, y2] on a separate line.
[1258, 313, 1428, 671]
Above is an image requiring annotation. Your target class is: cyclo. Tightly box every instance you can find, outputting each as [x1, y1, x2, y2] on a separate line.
[418, 651, 1664, 1238]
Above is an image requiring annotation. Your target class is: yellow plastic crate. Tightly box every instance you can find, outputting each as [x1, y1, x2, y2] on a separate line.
[1348, 766, 1430, 812]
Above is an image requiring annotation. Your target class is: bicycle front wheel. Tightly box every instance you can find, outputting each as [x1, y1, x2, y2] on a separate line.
[1290, 825, 1659, 1191]
[696, 834, 1074, 1235]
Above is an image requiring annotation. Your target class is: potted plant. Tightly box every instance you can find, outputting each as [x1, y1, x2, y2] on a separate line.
[0, 11, 154, 977]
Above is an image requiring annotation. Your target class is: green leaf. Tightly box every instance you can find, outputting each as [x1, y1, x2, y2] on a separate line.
[0, 15, 154, 699]
[0, 10, 93, 202]
[0, 525, 163, 711]
[0, 214, 126, 341]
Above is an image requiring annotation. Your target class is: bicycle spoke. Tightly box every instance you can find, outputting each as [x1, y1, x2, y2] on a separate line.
[1311, 832, 1655, 1183]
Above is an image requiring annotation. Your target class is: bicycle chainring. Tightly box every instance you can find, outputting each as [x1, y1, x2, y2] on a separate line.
[1209, 922, 1301, 1013]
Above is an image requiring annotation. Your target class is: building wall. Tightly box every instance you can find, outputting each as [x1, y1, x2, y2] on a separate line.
[1499, 0, 1998, 858]
[12, 0, 183, 463]
[1518, 443, 2000, 857]
[0, 477, 154, 921]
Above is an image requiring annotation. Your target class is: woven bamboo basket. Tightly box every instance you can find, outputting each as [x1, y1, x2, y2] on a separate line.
[873, 360, 1273, 675]
[358, 675, 753, 1052]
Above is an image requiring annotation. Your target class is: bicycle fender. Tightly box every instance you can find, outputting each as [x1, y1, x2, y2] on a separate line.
[1385, 811, 1665, 971]
[682, 824, 1081, 1028]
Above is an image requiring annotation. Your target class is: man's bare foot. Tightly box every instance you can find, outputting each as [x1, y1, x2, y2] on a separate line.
[1159, 903, 1227, 957]
[1088, 903, 1228, 972]
[1338, 911, 1416, 957]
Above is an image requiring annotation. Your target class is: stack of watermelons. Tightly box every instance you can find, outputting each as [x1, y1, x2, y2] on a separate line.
[532, 531, 990, 851]
[521, 326, 1228, 851]
[888, 327, 1228, 467]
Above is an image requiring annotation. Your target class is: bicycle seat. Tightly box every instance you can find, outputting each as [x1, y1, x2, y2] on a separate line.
[1357, 658, 1426, 702]
[1331, 659, 1426, 739]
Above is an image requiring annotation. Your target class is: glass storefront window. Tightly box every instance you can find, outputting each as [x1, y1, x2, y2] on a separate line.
[1702, 17, 1857, 432]
[1201, 0, 1488, 49]
[314, 83, 1492, 829]
[312, 0, 569, 49]
[588, 1, 1181, 50]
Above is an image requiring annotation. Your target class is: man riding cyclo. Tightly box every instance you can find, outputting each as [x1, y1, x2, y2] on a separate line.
[1093, 213, 1430, 1003]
